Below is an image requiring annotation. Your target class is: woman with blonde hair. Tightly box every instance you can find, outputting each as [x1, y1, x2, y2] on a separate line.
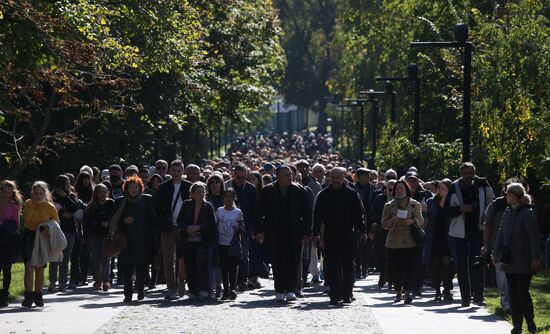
[493, 183, 540, 334]
[0, 180, 23, 307]
[21, 181, 59, 307]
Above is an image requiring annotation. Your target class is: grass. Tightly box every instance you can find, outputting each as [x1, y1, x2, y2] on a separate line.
[485, 270, 550, 334]
[2, 262, 50, 301]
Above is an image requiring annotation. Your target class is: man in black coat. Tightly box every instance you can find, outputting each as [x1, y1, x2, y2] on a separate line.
[154, 159, 192, 300]
[225, 163, 259, 290]
[313, 167, 367, 305]
[256, 165, 312, 302]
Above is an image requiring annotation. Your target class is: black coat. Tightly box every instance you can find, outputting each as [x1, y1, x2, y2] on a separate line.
[313, 185, 366, 248]
[258, 182, 312, 262]
[154, 179, 193, 232]
[114, 195, 157, 265]
[83, 199, 115, 237]
[177, 199, 217, 246]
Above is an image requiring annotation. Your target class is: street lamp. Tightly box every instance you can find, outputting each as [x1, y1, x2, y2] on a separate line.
[346, 96, 378, 167]
[375, 63, 421, 143]
[410, 23, 473, 162]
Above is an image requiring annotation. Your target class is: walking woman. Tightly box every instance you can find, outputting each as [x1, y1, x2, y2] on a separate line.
[178, 182, 217, 300]
[22, 181, 60, 307]
[381, 180, 424, 304]
[493, 183, 540, 334]
[110, 176, 157, 303]
[84, 183, 114, 291]
[0, 180, 23, 307]
[49, 174, 79, 292]
[206, 173, 225, 297]
[424, 179, 454, 301]
[143, 173, 162, 290]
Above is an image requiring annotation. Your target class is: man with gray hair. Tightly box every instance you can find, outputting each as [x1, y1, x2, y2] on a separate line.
[313, 167, 367, 305]
[185, 164, 201, 183]
[311, 163, 326, 186]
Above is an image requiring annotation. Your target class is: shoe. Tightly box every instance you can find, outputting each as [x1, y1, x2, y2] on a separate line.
[215, 285, 222, 298]
[377, 279, 385, 288]
[188, 294, 197, 301]
[93, 282, 102, 291]
[510, 327, 522, 334]
[0, 290, 8, 307]
[148, 283, 156, 290]
[311, 275, 322, 284]
[434, 294, 442, 302]
[58, 285, 66, 293]
[275, 292, 285, 301]
[329, 298, 339, 306]
[178, 282, 186, 297]
[473, 297, 485, 306]
[413, 289, 422, 297]
[21, 292, 33, 308]
[404, 292, 413, 305]
[394, 293, 402, 303]
[296, 292, 305, 298]
[198, 291, 209, 300]
[67, 284, 76, 289]
[342, 296, 352, 304]
[303, 282, 311, 288]
[47, 284, 55, 293]
[221, 292, 229, 301]
[229, 291, 237, 300]
[102, 282, 111, 292]
[286, 292, 297, 301]
[238, 282, 247, 292]
[527, 319, 537, 333]
[80, 280, 88, 286]
[33, 292, 44, 307]
[123, 296, 132, 303]
[137, 290, 145, 301]
[461, 299, 471, 307]
[442, 290, 453, 301]
[164, 289, 179, 300]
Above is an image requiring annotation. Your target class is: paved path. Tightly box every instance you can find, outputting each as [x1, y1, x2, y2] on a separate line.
[0, 276, 512, 334]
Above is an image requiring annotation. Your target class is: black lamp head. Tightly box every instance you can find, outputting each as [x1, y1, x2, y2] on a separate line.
[453, 23, 469, 43]
[407, 63, 418, 79]
[384, 81, 394, 93]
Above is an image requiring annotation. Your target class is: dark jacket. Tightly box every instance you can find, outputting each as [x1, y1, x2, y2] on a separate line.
[258, 182, 312, 262]
[493, 204, 540, 274]
[177, 199, 217, 246]
[423, 197, 451, 263]
[355, 181, 375, 218]
[225, 179, 258, 232]
[114, 195, 157, 265]
[313, 185, 366, 249]
[83, 199, 115, 237]
[155, 179, 192, 232]
[53, 192, 79, 234]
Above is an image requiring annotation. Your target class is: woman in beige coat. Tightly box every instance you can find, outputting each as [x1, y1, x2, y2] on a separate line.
[382, 180, 424, 304]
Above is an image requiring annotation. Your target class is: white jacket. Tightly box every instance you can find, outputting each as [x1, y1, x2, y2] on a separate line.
[448, 178, 495, 238]
[31, 220, 67, 267]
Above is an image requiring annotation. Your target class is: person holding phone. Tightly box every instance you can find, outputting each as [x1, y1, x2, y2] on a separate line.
[492, 183, 540, 334]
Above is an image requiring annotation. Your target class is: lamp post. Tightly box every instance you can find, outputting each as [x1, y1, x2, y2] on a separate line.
[410, 23, 473, 162]
[375, 63, 421, 143]
[346, 96, 378, 167]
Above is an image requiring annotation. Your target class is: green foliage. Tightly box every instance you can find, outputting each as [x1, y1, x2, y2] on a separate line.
[331, 0, 550, 183]
[0, 0, 285, 179]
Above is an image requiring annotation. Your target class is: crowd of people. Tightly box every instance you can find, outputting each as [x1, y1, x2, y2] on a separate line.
[0, 131, 548, 334]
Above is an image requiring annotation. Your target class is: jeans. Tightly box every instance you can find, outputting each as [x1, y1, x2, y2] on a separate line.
[89, 235, 110, 283]
[495, 263, 510, 310]
[308, 243, 320, 277]
[506, 273, 534, 328]
[49, 232, 75, 287]
[451, 230, 484, 302]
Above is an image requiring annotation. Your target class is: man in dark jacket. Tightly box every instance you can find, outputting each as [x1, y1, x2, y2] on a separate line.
[154, 159, 192, 300]
[256, 165, 312, 302]
[314, 167, 367, 305]
[225, 163, 259, 290]
[354, 168, 375, 278]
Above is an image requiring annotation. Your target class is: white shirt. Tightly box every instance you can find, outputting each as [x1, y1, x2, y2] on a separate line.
[216, 207, 243, 246]
[171, 182, 183, 226]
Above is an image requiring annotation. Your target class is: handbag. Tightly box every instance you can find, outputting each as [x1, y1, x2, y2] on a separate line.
[103, 231, 127, 257]
[228, 233, 243, 259]
[410, 224, 426, 245]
